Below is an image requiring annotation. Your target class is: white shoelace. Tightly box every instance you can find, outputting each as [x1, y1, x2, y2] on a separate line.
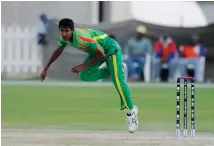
[126, 113, 136, 124]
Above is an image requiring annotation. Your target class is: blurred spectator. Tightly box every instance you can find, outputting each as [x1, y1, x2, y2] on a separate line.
[153, 35, 177, 82]
[178, 36, 205, 81]
[124, 25, 152, 81]
[37, 14, 48, 46]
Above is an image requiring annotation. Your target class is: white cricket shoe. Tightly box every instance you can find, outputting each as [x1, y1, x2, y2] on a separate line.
[126, 105, 139, 133]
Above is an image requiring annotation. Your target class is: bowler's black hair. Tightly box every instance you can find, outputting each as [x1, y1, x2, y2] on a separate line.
[59, 18, 74, 30]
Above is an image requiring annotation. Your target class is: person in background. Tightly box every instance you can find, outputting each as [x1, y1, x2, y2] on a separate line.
[124, 25, 153, 81]
[37, 14, 49, 46]
[153, 35, 177, 82]
[178, 36, 205, 81]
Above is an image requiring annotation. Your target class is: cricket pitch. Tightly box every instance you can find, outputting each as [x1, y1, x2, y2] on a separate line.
[2, 128, 214, 146]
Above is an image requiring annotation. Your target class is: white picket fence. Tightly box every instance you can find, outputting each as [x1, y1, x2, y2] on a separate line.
[1, 26, 43, 78]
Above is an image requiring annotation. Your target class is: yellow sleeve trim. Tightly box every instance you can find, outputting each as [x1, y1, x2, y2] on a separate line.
[92, 34, 108, 41]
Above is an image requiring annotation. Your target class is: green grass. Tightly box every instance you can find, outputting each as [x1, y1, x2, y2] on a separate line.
[2, 85, 214, 133]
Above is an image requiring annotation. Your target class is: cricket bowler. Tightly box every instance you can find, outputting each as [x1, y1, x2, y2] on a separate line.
[40, 18, 139, 133]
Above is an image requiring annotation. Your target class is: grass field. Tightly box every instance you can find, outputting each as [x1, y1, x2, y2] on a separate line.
[2, 83, 214, 133]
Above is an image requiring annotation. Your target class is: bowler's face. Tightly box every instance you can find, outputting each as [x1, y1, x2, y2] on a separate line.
[59, 27, 73, 41]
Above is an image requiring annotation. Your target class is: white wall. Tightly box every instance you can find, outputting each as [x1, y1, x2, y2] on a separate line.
[1, 1, 99, 27]
[130, 1, 208, 27]
[2, 1, 211, 27]
[109, 1, 210, 27]
[110, 1, 133, 23]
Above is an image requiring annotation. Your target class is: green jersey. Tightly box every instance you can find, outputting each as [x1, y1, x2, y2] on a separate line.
[58, 28, 110, 55]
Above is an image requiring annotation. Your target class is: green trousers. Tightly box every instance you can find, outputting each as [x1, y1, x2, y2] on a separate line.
[79, 39, 134, 111]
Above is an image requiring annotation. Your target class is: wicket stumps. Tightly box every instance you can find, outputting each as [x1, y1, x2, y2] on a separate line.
[176, 76, 195, 137]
